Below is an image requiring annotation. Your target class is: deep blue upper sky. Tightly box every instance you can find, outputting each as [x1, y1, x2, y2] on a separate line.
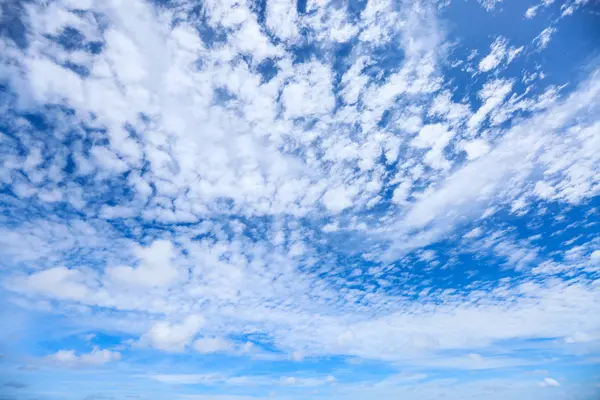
[0, 0, 599, 399]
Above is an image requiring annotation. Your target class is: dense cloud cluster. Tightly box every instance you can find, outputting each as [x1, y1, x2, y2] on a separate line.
[0, 0, 599, 399]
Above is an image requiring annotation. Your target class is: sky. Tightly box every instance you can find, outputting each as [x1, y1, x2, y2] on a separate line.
[0, 0, 599, 399]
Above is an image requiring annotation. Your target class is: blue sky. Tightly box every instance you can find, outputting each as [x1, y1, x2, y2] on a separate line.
[0, 0, 599, 399]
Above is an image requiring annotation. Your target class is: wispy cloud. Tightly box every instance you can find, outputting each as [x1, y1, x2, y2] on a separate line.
[0, 0, 599, 399]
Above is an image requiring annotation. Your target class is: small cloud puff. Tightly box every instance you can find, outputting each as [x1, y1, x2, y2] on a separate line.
[533, 27, 556, 50]
[47, 348, 121, 367]
[541, 377, 560, 387]
[478, 36, 523, 73]
[140, 315, 205, 353]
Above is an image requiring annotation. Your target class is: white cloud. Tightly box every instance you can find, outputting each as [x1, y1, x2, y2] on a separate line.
[338, 375, 568, 400]
[478, 0, 503, 11]
[266, 0, 299, 40]
[564, 331, 597, 344]
[0, 1, 600, 394]
[560, 0, 590, 17]
[151, 374, 222, 385]
[149, 372, 334, 388]
[462, 139, 491, 160]
[140, 315, 205, 353]
[525, 6, 539, 18]
[467, 79, 514, 132]
[463, 227, 483, 239]
[533, 27, 556, 50]
[321, 185, 355, 213]
[541, 377, 560, 387]
[383, 70, 600, 256]
[282, 61, 335, 119]
[193, 337, 233, 354]
[412, 124, 454, 170]
[105, 240, 183, 289]
[478, 37, 523, 73]
[534, 181, 556, 199]
[429, 91, 471, 125]
[47, 348, 121, 367]
[392, 181, 412, 205]
[15, 266, 90, 301]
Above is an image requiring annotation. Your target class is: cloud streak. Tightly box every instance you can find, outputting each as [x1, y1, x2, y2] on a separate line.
[0, 0, 599, 399]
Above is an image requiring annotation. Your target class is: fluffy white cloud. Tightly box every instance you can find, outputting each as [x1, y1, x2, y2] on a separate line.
[533, 27, 556, 50]
[282, 61, 335, 119]
[463, 227, 483, 239]
[412, 124, 454, 170]
[321, 185, 355, 213]
[140, 315, 205, 353]
[383, 71, 600, 257]
[478, 37, 523, 72]
[467, 79, 513, 132]
[15, 266, 90, 301]
[462, 139, 491, 160]
[541, 377, 560, 387]
[48, 348, 121, 367]
[478, 0, 503, 11]
[0, 1, 599, 397]
[525, 6, 539, 18]
[266, 0, 299, 40]
[105, 240, 183, 289]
